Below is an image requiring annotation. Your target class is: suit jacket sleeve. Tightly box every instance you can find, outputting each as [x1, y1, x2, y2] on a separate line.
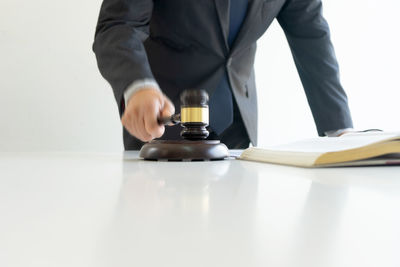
[277, 0, 353, 136]
[93, 0, 155, 115]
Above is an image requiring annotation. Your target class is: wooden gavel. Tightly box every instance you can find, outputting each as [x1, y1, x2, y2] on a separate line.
[158, 89, 210, 140]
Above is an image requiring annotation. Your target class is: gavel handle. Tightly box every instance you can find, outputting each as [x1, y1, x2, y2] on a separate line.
[157, 114, 181, 126]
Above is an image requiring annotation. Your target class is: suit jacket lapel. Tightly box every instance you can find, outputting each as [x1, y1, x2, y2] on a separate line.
[215, 0, 259, 55]
[214, 0, 230, 53]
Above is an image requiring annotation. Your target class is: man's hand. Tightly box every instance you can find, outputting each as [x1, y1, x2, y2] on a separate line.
[337, 130, 355, 137]
[121, 87, 175, 142]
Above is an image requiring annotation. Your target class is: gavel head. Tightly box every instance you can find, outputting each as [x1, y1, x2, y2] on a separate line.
[180, 89, 210, 140]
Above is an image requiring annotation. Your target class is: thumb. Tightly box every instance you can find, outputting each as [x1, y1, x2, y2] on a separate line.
[160, 95, 175, 118]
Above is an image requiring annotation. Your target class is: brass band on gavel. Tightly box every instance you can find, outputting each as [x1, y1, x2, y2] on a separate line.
[180, 89, 210, 139]
[180, 107, 209, 124]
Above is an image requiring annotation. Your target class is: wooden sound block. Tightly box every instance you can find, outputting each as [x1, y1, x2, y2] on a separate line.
[139, 140, 229, 161]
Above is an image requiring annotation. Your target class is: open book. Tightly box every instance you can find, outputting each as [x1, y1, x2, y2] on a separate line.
[239, 132, 400, 167]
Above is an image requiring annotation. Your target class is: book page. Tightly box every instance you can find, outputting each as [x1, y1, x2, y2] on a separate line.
[263, 132, 400, 153]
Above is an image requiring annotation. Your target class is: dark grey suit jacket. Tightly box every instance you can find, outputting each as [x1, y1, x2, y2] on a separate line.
[93, 0, 353, 147]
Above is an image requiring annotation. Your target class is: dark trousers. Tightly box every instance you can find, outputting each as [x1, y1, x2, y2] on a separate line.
[123, 99, 250, 150]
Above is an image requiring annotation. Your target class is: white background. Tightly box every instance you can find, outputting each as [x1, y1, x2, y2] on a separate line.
[0, 0, 399, 151]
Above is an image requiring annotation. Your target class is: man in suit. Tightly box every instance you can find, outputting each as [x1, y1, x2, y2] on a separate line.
[93, 0, 353, 150]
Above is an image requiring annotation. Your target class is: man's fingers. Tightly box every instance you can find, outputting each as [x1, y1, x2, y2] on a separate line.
[160, 96, 175, 126]
[144, 104, 164, 139]
[140, 117, 154, 142]
[136, 115, 153, 142]
[161, 96, 175, 117]
[144, 116, 165, 138]
[123, 109, 152, 142]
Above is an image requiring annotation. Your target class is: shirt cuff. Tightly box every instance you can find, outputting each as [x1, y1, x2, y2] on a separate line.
[324, 128, 354, 137]
[123, 79, 161, 108]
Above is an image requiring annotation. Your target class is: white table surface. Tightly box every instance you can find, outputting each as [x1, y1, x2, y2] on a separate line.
[1, 151, 399, 267]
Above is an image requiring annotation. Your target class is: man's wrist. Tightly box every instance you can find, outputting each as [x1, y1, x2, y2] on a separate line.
[324, 128, 354, 137]
[124, 79, 161, 108]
